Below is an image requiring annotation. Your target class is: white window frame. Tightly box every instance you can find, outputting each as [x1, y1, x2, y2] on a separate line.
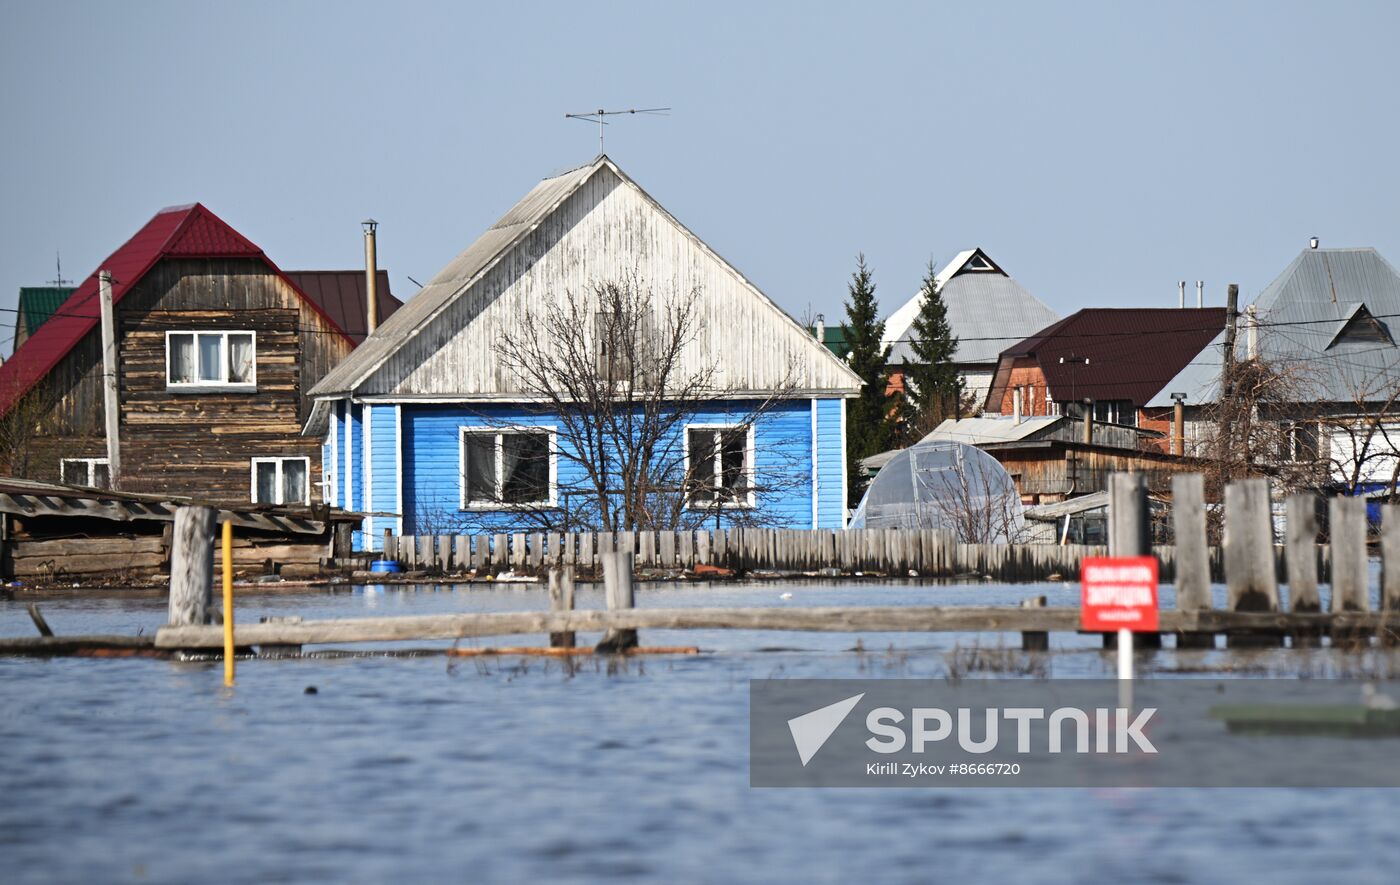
[250, 456, 311, 505]
[324, 410, 339, 506]
[60, 457, 110, 488]
[683, 423, 756, 509]
[459, 426, 558, 510]
[165, 330, 257, 391]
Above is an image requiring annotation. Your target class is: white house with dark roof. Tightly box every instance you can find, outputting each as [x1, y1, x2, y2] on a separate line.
[1154, 243, 1400, 490]
[881, 248, 1059, 405]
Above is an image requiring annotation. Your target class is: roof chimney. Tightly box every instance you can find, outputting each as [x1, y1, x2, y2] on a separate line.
[814, 312, 825, 343]
[363, 219, 379, 335]
[1178, 280, 1186, 309]
[1196, 280, 1204, 308]
[1310, 236, 1319, 250]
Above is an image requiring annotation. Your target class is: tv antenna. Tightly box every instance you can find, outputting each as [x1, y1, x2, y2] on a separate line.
[47, 251, 72, 287]
[564, 106, 670, 153]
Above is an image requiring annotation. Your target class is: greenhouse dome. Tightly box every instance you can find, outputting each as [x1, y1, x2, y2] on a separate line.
[848, 439, 1026, 542]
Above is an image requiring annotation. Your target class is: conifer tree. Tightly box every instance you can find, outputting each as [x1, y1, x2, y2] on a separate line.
[899, 259, 964, 441]
[841, 254, 893, 508]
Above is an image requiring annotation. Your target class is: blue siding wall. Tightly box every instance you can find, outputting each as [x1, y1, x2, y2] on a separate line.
[368, 404, 399, 551]
[814, 398, 846, 528]
[345, 403, 364, 549]
[399, 399, 816, 534]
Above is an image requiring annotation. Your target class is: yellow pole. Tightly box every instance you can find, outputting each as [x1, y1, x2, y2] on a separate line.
[222, 519, 235, 686]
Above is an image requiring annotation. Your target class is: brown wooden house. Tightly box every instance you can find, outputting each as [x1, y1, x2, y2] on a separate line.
[0, 203, 400, 505]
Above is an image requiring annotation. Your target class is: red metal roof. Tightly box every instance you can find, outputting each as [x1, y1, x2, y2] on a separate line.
[283, 271, 401, 344]
[0, 203, 359, 417]
[988, 308, 1227, 408]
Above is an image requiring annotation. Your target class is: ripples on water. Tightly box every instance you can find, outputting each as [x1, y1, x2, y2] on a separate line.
[2, 580, 1399, 884]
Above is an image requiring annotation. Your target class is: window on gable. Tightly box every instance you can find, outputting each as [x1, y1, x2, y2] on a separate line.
[685, 425, 753, 507]
[460, 428, 555, 508]
[966, 254, 995, 271]
[60, 457, 110, 489]
[1332, 312, 1394, 347]
[167, 331, 256, 389]
[252, 457, 309, 505]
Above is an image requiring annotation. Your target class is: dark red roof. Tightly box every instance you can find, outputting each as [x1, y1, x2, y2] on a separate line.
[988, 308, 1227, 407]
[284, 271, 401, 344]
[0, 203, 360, 417]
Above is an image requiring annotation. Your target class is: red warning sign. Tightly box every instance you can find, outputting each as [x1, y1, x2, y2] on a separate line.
[1080, 556, 1159, 632]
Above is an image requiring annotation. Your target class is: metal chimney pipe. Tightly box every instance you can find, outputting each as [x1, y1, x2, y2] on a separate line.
[1245, 304, 1258, 359]
[1178, 280, 1186, 309]
[814, 313, 825, 343]
[1196, 280, 1204, 308]
[363, 219, 379, 335]
[1012, 387, 1023, 425]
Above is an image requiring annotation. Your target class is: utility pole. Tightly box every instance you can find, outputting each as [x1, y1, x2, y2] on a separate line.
[1222, 284, 1239, 393]
[98, 270, 121, 489]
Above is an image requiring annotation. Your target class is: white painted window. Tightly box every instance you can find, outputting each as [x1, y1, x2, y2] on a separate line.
[251, 457, 310, 505]
[60, 457, 110, 489]
[166, 331, 256, 389]
[685, 424, 755, 508]
[460, 428, 556, 509]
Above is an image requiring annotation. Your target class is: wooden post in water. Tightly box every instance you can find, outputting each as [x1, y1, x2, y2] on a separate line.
[548, 566, 576, 648]
[1108, 473, 1160, 648]
[1224, 478, 1281, 647]
[1380, 505, 1400, 644]
[1329, 496, 1369, 614]
[1285, 495, 1322, 611]
[1285, 494, 1322, 646]
[1172, 474, 1214, 648]
[168, 505, 217, 627]
[1020, 595, 1048, 651]
[597, 551, 638, 652]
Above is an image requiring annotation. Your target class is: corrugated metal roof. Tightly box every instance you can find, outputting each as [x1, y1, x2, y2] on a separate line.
[987, 308, 1226, 410]
[309, 159, 599, 398]
[283, 271, 401, 344]
[1150, 248, 1400, 406]
[0, 204, 362, 417]
[15, 287, 74, 337]
[1250, 247, 1400, 402]
[882, 248, 1059, 366]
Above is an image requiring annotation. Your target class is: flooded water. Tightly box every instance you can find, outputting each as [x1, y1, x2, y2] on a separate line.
[3, 580, 1399, 883]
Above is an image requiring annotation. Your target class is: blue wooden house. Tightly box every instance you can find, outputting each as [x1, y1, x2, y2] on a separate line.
[307, 156, 862, 550]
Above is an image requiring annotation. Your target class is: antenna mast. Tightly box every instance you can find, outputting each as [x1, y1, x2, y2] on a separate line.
[564, 106, 670, 153]
[48, 251, 72, 287]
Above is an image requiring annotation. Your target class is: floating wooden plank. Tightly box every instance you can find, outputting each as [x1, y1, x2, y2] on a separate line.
[153, 607, 1397, 649]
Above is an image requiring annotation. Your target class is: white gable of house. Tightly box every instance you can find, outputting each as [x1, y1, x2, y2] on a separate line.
[317, 158, 861, 401]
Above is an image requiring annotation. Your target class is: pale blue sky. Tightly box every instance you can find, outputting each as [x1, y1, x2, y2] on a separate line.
[3, 0, 1398, 354]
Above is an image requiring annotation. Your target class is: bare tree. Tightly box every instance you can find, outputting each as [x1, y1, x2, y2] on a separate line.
[490, 276, 802, 533]
[929, 454, 1028, 544]
[1320, 365, 1400, 499]
[1199, 355, 1328, 501]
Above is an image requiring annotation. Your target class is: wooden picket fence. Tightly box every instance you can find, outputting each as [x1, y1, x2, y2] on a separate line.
[378, 526, 1232, 583]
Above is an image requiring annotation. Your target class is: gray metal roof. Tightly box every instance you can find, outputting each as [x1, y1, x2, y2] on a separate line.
[310, 159, 598, 399]
[1151, 247, 1400, 406]
[884, 260, 1060, 366]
